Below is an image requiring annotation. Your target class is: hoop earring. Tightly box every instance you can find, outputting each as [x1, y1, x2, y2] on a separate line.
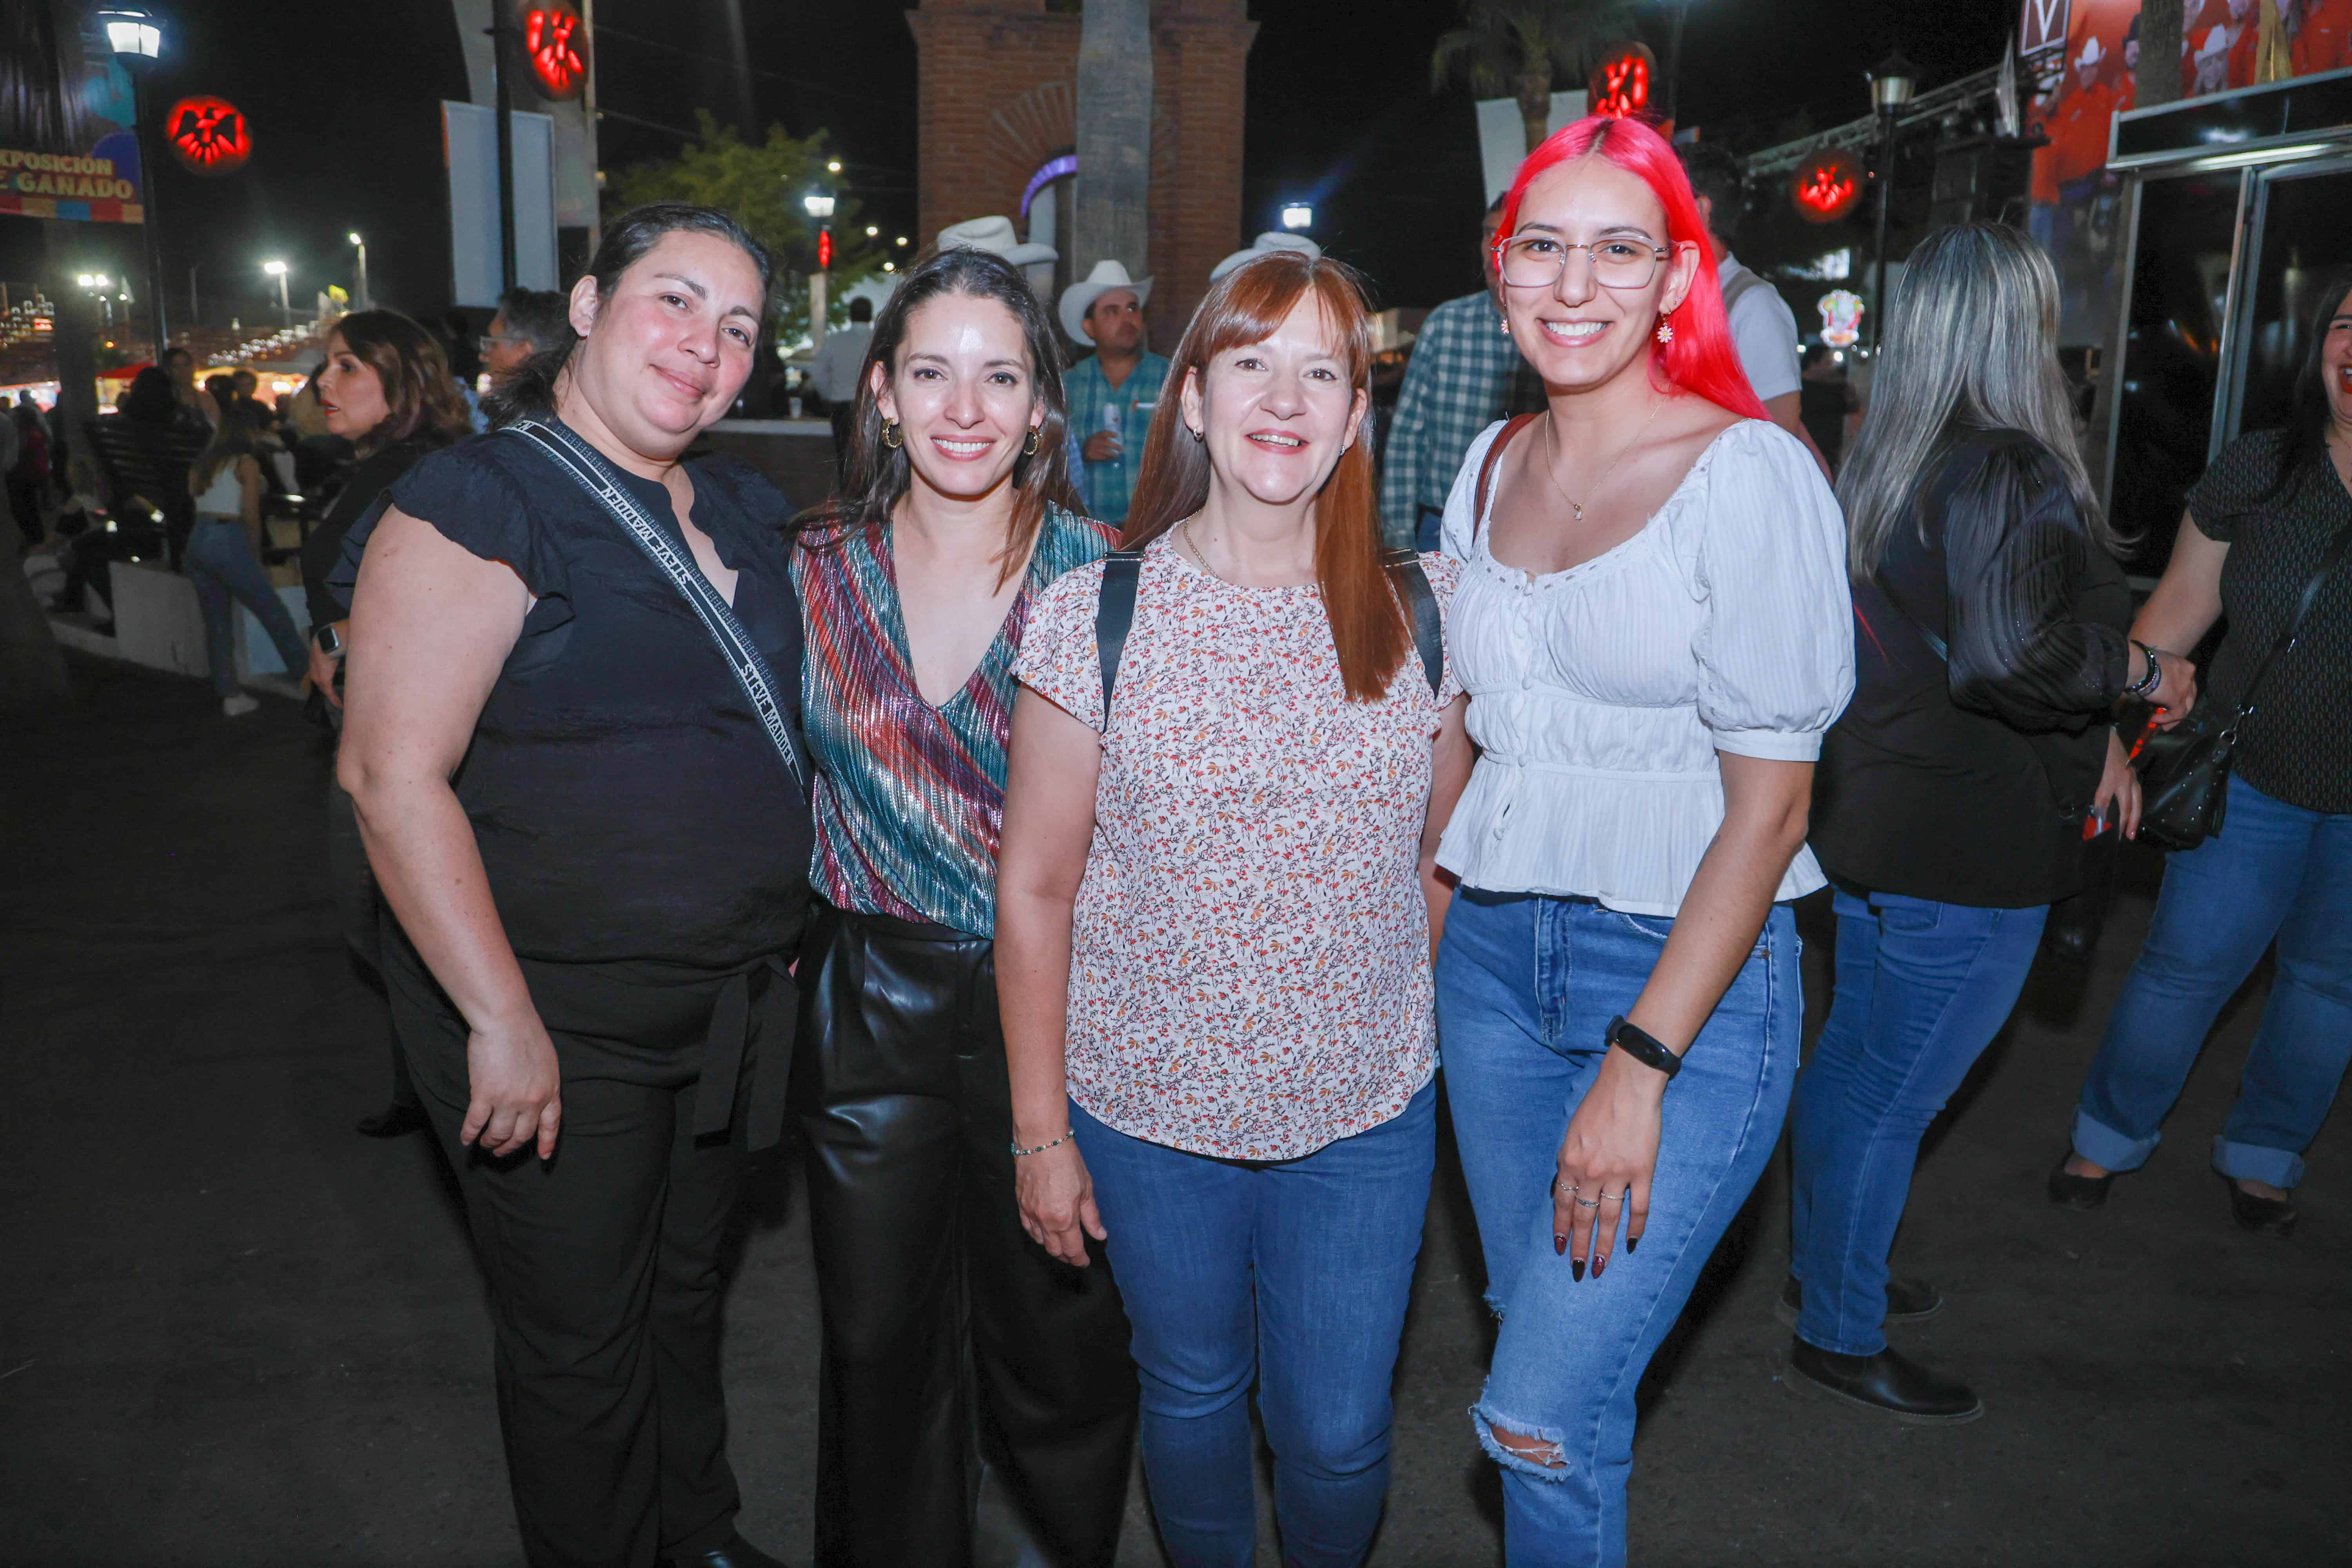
[882, 419, 902, 449]
[1654, 316, 1675, 346]
[1023, 427, 1041, 457]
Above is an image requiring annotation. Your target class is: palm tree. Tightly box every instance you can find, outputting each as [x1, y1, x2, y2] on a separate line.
[1073, 0, 1152, 286]
[1431, 0, 1642, 154]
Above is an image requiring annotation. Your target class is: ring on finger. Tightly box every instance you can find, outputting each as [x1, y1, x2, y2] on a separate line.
[1573, 1195, 1601, 1209]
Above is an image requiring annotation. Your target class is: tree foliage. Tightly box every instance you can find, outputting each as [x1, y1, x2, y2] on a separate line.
[1431, 0, 1641, 152]
[602, 111, 882, 338]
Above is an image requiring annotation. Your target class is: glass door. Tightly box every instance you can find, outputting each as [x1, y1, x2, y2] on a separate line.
[2227, 159, 2352, 442]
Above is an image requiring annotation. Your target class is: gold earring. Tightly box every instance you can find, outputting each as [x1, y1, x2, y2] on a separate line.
[882, 419, 902, 449]
[1023, 428, 1041, 457]
[1655, 316, 1675, 345]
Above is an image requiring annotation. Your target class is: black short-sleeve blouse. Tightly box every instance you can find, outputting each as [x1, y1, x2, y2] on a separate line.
[2185, 430, 2352, 815]
[387, 425, 813, 967]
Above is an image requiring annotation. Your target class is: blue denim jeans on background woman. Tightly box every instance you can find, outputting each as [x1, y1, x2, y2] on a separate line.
[184, 515, 307, 699]
[1789, 889, 2047, 1356]
[2073, 776, 2352, 1189]
[1437, 889, 1799, 1568]
[1073, 1082, 1436, 1568]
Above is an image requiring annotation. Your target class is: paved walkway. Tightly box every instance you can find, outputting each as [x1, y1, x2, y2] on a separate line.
[4, 657, 2343, 1566]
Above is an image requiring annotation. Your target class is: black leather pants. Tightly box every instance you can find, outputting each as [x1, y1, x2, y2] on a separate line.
[795, 905, 1138, 1568]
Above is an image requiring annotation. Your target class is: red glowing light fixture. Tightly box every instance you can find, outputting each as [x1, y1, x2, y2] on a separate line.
[166, 95, 250, 176]
[817, 227, 833, 270]
[1790, 151, 1865, 223]
[522, 6, 587, 100]
[1589, 42, 1656, 120]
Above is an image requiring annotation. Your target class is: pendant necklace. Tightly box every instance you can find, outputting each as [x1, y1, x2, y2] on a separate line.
[1543, 397, 1664, 523]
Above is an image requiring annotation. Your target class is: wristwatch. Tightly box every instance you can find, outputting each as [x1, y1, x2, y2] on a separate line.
[314, 621, 345, 658]
[1606, 1015, 1682, 1081]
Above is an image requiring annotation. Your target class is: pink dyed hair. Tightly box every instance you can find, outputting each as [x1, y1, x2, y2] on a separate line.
[1495, 115, 1769, 422]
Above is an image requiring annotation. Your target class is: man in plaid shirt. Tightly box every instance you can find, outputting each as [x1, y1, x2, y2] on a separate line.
[1062, 261, 1171, 526]
[1380, 196, 1545, 550]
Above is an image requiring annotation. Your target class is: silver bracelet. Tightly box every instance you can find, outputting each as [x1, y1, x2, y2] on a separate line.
[1010, 1129, 1074, 1157]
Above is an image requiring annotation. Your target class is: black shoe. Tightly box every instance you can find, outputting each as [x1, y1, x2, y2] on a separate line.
[2046, 1153, 2115, 1210]
[354, 1103, 430, 1138]
[661, 1534, 789, 1568]
[2227, 1178, 2298, 1237]
[1788, 1338, 1983, 1425]
[1775, 1274, 1944, 1328]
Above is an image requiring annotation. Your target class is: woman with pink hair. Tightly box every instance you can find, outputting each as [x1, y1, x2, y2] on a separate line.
[1433, 115, 1852, 1565]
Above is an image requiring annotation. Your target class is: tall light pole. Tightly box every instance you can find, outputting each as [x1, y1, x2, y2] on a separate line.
[804, 191, 835, 354]
[263, 260, 291, 326]
[1866, 52, 1917, 354]
[98, 5, 169, 355]
[348, 233, 370, 311]
[1663, 0, 1696, 126]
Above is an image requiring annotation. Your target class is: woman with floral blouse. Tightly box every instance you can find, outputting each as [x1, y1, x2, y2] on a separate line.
[996, 249, 1475, 1568]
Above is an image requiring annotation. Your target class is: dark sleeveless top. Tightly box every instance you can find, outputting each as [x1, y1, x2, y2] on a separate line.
[387, 425, 813, 967]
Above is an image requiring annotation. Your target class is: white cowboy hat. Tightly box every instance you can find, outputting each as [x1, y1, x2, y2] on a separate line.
[2192, 24, 2231, 61]
[1058, 259, 1154, 343]
[1209, 231, 1323, 282]
[2075, 33, 2105, 68]
[936, 214, 1058, 268]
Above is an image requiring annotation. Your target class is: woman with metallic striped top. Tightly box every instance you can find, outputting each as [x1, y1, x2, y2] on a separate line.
[786, 245, 1137, 1568]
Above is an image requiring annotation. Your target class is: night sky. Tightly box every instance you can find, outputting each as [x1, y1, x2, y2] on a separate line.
[0, 0, 2021, 331]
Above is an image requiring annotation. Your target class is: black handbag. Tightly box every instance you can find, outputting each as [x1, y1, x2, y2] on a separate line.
[2132, 519, 2352, 852]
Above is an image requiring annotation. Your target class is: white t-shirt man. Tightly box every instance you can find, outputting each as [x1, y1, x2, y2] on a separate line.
[1717, 253, 1802, 403]
[809, 323, 875, 405]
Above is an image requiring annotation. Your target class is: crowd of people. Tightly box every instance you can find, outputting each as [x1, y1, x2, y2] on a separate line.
[44, 104, 2339, 1568]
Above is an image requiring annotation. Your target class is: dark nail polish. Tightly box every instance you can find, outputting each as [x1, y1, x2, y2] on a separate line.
[1554, 1233, 1567, 1256]
[1626, 1235, 1639, 1254]
[1571, 1257, 1586, 1281]
[1592, 1253, 1607, 1278]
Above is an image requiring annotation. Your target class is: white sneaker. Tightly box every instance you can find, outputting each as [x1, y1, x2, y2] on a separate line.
[222, 694, 260, 718]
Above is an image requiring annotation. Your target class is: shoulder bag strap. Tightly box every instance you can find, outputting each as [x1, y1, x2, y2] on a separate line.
[1095, 547, 1147, 722]
[2231, 516, 2352, 719]
[1473, 412, 1541, 542]
[1382, 548, 1445, 700]
[500, 419, 803, 790]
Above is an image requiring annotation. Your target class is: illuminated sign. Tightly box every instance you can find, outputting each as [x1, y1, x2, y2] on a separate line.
[166, 96, 251, 176]
[1818, 289, 1864, 348]
[522, 7, 587, 101]
[1590, 43, 1655, 120]
[817, 226, 832, 270]
[1791, 150, 1864, 222]
[2019, 0, 2070, 57]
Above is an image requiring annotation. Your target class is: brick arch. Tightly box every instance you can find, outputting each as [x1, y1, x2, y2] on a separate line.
[982, 80, 1076, 214]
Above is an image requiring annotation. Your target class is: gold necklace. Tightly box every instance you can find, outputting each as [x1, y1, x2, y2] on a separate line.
[1177, 518, 1219, 579]
[1542, 398, 1664, 523]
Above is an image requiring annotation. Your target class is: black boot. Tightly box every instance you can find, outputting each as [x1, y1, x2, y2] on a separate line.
[1777, 1274, 1944, 1328]
[2045, 1153, 2116, 1210]
[2226, 1178, 2298, 1237]
[661, 1532, 789, 1568]
[1788, 1338, 1983, 1425]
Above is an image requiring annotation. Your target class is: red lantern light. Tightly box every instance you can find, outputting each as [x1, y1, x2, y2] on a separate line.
[522, 6, 587, 100]
[817, 227, 832, 270]
[165, 95, 251, 176]
[1790, 150, 1865, 223]
[1589, 43, 1656, 120]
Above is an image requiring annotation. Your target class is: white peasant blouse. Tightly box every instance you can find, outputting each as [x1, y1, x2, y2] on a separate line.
[1437, 417, 1854, 916]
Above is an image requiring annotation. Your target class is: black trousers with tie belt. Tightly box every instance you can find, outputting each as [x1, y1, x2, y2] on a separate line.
[385, 924, 799, 1568]
[795, 904, 1139, 1568]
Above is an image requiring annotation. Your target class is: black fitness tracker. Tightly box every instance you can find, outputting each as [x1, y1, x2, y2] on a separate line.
[314, 621, 345, 658]
[1606, 1015, 1682, 1081]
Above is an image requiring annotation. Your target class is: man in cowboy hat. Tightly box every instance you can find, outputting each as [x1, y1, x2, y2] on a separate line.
[1059, 258, 1169, 525]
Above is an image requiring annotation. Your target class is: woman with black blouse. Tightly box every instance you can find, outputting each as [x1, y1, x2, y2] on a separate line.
[2054, 271, 2352, 1240]
[341, 206, 806, 1568]
[1792, 225, 2183, 1424]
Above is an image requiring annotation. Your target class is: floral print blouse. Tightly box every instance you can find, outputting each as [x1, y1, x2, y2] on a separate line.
[1018, 537, 1463, 1160]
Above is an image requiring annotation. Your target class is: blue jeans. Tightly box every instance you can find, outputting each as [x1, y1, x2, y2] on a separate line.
[1437, 889, 1799, 1568]
[2073, 777, 2352, 1189]
[184, 515, 306, 699]
[1073, 1082, 1436, 1568]
[1789, 890, 2047, 1356]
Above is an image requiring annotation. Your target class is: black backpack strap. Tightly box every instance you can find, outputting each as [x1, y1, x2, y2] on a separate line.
[1383, 548, 1445, 701]
[1095, 548, 1147, 724]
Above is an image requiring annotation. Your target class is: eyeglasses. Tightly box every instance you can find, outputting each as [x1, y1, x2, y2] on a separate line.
[1495, 234, 1671, 291]
[477, 334, 523, 355]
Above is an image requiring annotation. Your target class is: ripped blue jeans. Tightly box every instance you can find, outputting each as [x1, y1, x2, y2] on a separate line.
[1437, 888, 1800, 1568]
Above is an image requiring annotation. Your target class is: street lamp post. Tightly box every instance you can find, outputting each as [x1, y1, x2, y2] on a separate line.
[263, 260, 291, 326]
[98, 5, 170, 356]
[1663, 0, 1696, 125]
[1866, 52, 1917, 354]
[348, 233, 370, 311]
[804, 191, 835, 354]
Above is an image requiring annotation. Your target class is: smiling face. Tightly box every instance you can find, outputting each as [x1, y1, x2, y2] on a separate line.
[315, 333, 389, 438]
[563, 229, 765, 460]
[2324, 285, 2352, 431]
[1500, 153, 1699, 398]
[873, 290, 1041, 503]
[1180, 291, 1367, 511]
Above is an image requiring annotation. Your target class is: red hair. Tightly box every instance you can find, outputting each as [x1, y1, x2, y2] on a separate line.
[1125, 250, 1407, 704]
[1497, 115, 1768, 422]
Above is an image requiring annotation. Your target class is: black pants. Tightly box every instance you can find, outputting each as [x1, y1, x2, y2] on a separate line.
[795, 905, 1138, 1568]
[387, 927, 791, 1568]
